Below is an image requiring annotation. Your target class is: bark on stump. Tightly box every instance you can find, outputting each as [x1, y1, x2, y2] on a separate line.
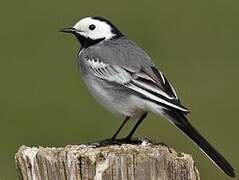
[15, 139, 200, 180]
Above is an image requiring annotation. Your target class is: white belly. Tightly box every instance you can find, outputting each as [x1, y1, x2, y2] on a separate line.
[82, 74, 145, 120]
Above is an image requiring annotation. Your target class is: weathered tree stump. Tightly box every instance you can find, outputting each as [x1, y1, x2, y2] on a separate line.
[15, 139, 200, 180]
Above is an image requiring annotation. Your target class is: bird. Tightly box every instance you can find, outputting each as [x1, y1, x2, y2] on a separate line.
[60, 16, 235, 177]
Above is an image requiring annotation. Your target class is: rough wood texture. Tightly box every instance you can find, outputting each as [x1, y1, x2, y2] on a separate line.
[15, 139, 200, 180]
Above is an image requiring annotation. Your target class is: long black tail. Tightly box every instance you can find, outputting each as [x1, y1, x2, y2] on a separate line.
[163, 109, 236, 177]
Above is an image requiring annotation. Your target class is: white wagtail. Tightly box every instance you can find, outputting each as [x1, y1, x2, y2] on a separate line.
[60, 16, 235, 177]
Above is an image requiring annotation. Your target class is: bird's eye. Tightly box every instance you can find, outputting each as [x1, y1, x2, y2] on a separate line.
[89, 24, 96, 30]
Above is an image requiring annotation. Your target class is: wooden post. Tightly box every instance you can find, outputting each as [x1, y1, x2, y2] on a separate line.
[15, 139, 200, 180]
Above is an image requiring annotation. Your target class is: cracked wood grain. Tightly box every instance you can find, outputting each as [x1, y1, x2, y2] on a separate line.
[15, 139, 200, 180]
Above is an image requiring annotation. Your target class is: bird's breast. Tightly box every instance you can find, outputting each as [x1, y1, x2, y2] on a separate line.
[78, 58, 145, 119]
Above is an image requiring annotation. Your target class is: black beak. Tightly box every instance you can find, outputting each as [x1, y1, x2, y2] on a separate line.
[59, 27, 78, 33]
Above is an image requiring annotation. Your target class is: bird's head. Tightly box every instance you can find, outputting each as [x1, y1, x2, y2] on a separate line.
[60, 16, 123, 48]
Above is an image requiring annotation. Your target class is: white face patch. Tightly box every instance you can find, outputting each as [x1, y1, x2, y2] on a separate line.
[73, 17, 115, 40]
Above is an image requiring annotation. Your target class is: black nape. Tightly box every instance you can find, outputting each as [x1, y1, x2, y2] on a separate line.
[91, 16, 124, 38]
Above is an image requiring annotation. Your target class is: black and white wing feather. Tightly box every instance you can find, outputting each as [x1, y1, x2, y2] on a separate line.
[86, 59, 189, 113]
[85, 59, 236, 177]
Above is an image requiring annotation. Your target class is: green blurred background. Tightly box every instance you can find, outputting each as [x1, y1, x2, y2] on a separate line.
[0, 0, 238, 179]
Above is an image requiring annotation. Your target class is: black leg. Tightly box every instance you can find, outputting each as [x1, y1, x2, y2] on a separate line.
[111, 116, 130, 140]
[126, 113, 147, 139]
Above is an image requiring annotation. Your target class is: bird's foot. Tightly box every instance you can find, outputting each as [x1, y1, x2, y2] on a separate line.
[88, 137, 155, 147]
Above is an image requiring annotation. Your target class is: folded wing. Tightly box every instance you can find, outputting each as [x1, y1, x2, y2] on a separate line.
[86, 59, 189, 113]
